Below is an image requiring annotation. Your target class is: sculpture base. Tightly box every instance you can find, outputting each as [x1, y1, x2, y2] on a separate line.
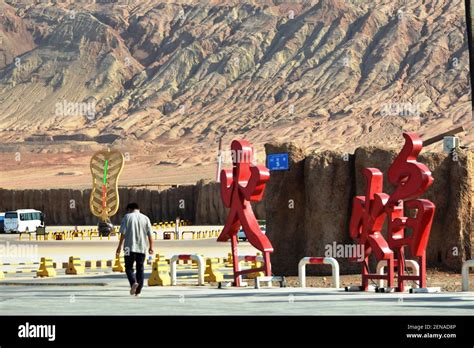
[409, 287, 441, 294]
[254, 276, 286, 289]
[218, 281, 249, 289]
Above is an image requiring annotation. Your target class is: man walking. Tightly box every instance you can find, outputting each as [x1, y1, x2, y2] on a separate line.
[116, 202, 154, 296]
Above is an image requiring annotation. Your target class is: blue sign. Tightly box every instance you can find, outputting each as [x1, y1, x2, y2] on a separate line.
[267, 153, 289, 171]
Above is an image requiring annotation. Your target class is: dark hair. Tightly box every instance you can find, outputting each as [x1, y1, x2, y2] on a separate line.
[126, 202, 139, 211]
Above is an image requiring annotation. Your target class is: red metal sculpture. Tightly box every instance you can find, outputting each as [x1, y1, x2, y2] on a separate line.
[218, 140, 272, 286]
[350, 133, 435, 292]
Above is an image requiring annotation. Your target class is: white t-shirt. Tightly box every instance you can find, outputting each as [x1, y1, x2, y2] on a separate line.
[119, 210, 152, 255]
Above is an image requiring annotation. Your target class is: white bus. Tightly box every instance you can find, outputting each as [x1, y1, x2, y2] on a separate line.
[3, 209, 45, 234]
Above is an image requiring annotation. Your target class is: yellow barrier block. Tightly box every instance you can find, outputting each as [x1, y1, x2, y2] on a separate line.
[66, 256, 85, 275]
[112, 255, 124, 272]
[226, 253, 233, 267]
[157, 255, 171, 264]
[205, 258, 224, 283]
[37, 257, 56, 277]
[148, 260, 171, 286]
[85, 260, 97, 270]
[53, 233, 63, 241]
[98, 259, 108, 269]
[246, 259, 264, 279]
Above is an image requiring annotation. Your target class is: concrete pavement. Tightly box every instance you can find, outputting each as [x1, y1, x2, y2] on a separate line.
[1, 272, 473, 315]
[1, 228, 474, 316]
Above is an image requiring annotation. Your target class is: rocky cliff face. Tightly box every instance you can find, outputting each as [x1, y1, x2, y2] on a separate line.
[265, 143, 473, 274]
[0, 1, 34, 69]
[0, 0, 471, 166]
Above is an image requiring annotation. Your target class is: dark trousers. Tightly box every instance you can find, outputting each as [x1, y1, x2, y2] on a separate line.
[124, 252, 145, 292]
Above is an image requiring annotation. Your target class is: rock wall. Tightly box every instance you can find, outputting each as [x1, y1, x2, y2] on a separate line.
[193, 180, 266, 225]
[266, 143, 473, 275]
[304, 150, 359, 275]
[0, 182, 265, 226]
[264, 143, 307, 275]
[194, 181, 227, 225]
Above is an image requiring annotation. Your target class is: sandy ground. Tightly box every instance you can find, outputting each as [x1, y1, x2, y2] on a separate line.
[0, 152, 216, 189]
[285, 271, 474, 292]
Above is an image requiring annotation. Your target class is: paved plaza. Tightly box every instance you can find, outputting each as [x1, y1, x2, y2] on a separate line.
[1, 272, 473, 316]
[1, 231, 473, 316]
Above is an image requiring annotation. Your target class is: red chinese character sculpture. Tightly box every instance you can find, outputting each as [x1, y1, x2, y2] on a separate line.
[218, 140, 272, 286]
[350, 133, 435, 292]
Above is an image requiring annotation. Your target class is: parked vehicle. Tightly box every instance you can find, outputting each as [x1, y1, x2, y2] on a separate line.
[98, 220, 114, 237]
[0, 213, 4, 233]
[3, 209, 45, 234]
[237, 220, 266, 242]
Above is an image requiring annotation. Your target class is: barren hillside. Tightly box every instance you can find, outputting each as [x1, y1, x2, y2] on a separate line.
[0, 0, 472, 188]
